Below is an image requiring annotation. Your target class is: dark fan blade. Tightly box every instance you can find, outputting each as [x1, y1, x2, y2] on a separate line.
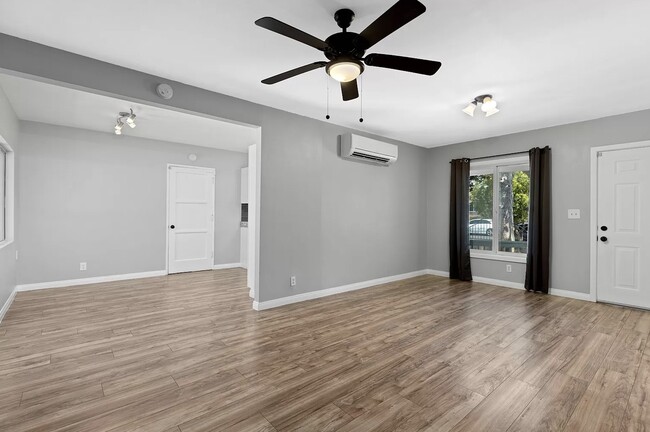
[365, 54, 441, 75]
[255, 17, 329, 51]
[358, 0, 426, 49]
[262, 62, 327, 85]
[341, 79, 359, 101]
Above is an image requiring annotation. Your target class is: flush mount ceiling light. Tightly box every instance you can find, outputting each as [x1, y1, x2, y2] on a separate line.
[114, 109, 137, 135]
[463, 95, 499, 117]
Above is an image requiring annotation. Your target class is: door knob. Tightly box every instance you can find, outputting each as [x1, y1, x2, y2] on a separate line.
[600, 236, 608, 242]
[600, 226, 608, 231]
[170, 225, 175, 229]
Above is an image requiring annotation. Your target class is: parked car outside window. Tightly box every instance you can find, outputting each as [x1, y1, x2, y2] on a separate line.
[469, 219, 493, 236]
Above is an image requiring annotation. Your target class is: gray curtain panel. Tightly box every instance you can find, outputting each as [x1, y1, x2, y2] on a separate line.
[449, 158, 473, 281]
[525, 146, 552, 293]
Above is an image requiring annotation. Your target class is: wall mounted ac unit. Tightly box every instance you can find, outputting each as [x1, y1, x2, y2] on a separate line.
[340, 133, 398, 166]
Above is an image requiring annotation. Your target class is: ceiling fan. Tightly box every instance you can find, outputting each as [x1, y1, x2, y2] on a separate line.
[255, 0, 442, 101]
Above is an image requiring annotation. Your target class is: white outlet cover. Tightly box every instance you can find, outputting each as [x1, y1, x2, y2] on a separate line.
[568, 209, 581, 219]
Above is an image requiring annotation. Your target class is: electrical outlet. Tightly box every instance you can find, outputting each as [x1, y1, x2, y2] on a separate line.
[568, 209, 581, 219]
[290, 276, 296, 287]
[506, 264, 512, 273]
[80, 262, 87, 271]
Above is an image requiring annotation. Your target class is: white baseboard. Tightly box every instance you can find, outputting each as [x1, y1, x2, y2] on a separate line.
[0, 288, 17, 324]
[549, 288, 594, 302]
[253, 270, 428, 311]
[424, 269, 595, 302]
[473, 276, 525, 290]
[212, 263, 242, 270]
[15, 270, 168, 292]
[426, 269, 450, 277]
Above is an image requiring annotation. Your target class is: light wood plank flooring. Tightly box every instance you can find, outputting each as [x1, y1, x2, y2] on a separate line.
[1, 269, 649, 431]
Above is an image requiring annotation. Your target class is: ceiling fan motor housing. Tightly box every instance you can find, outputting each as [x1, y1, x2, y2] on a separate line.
[324, 31, 367, 61]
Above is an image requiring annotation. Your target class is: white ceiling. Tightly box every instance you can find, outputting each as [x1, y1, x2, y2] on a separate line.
[0, 74, 257, 152]
[1, 0, 649, 148]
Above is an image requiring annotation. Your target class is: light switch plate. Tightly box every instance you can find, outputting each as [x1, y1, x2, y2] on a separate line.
[568, 209, 581, 219]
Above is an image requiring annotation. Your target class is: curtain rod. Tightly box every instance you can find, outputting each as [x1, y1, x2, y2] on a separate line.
[449, 147, 550, 163]
[470, 150, 529, 161]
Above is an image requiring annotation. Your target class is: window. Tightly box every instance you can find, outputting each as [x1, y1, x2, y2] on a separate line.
[469, 156, 530, 260]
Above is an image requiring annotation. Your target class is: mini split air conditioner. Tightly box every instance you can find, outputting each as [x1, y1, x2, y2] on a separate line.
[340, 133, 398, 166]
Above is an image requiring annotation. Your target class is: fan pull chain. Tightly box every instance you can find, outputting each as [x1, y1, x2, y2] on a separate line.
[325, 76, 331, 120]
[359, 75, 364, 123]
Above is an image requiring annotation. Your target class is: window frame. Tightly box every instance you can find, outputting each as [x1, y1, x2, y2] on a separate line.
[0, 138, 14, 250]
[469, 156, 529, 263]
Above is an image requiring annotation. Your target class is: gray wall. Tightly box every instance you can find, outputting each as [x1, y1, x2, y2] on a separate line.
[0, 34, 427, 302]
[7, 34, 649, 302]
[427, 109, 650, 294]
[0, 85, 18, 310]
[259, 112, 427, 301]
[17, 121, 246, 284]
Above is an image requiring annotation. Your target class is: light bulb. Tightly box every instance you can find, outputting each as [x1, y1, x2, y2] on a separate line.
[481, 97, 497, 112]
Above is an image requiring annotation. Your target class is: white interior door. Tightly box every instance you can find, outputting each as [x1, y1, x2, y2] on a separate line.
[597, 146, 650, 308]
[168, 165, 215, 274]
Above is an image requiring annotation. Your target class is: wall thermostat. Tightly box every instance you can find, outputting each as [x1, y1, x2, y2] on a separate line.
[156, 83, 174, 100]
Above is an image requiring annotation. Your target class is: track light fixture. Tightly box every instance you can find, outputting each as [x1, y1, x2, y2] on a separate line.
[463, 95, 499, 117]
[114, 109, 137, 135]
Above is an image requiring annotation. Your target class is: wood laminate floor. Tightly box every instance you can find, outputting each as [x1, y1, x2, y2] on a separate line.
[1, 269, 649, 431]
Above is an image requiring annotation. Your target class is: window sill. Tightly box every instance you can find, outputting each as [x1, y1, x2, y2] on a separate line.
[0, 239, 14, 251]
[470, 252, 527, 264]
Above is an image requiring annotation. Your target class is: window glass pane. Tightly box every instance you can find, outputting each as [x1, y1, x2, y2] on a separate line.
[498, 169, 529, 254]
[469, 173, 493, 251]
[0, 149, 5, 242]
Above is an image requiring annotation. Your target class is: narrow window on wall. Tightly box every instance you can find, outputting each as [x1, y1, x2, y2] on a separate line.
[469, 157, 530, 258]
[0, 147, 5, 242]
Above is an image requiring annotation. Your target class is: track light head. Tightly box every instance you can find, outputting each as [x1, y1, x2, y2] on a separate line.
[462, 102, 477, 117]
[481, 97, 497, 112]
[126, 109, 136, 128]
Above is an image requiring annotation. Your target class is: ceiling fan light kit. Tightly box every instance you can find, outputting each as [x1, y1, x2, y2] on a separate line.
[463, 95, 499, 118]
[255, 0, 441, 102]
[326, 59, 363, 83]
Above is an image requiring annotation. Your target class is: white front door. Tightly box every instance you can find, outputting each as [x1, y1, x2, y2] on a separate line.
[168, 165, 215, 274]
[597, 146, 650, 308]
